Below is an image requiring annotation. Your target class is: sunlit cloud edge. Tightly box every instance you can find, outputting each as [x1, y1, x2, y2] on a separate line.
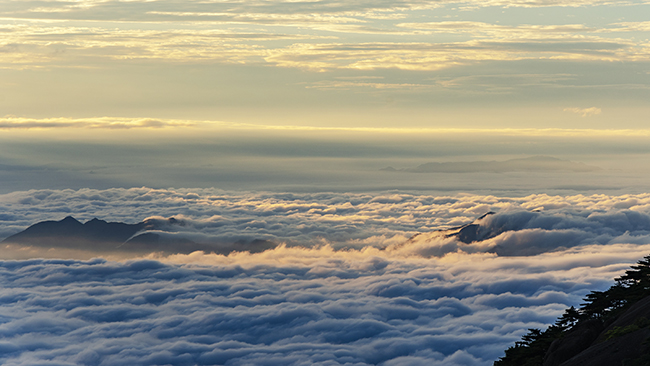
[3, 116, 650, 137]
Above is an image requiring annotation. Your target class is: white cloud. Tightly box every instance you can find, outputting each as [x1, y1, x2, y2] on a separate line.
[0, 243, 646, 365]
[563, 107, 602, 117]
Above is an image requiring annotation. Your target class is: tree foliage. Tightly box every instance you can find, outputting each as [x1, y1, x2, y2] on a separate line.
[494, 255, 650, 365]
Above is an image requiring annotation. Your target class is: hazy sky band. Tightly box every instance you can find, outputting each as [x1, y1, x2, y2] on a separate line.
[1, 125, 649, 195]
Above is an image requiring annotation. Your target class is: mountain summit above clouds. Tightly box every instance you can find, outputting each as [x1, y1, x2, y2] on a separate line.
[440, 211, 498, 244]
[396, 208, 650, 257]
[1, 216, 275, 255]
[2, 216, 145, 250]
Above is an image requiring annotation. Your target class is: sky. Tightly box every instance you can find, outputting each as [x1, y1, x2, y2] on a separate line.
[2, 0, 650, 365]
[1, 0, 650, 194]
[0, 0, 649, 128]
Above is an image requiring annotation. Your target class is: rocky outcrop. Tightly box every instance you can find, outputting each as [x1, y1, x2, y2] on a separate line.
[558, 328, 650, 366]
[542, 296, 650, 366]
[553, 296, 650, 366]
[543, 319, 603, 366]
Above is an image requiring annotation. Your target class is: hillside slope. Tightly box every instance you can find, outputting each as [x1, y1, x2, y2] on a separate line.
[495, 256, 650, 366]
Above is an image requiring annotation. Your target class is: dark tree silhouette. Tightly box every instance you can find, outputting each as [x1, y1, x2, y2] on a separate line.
[494, 255, 650, 365]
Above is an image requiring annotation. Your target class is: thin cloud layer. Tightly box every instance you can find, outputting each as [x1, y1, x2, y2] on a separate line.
[0, 117, 195, 129]
[0, 1, 648, 71]
[1, 23, 644, 70]
[563, 107, 602, 117]
[0, 0, 629, 23]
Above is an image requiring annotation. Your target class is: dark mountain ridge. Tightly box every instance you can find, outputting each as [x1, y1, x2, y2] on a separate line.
[2, 216, 145, 251]
[443, 211, 498, 243]
[2, 216, 275, 255]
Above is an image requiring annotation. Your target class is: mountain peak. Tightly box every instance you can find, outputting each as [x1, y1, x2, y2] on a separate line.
[2, 216, 145, 251]
[61, 216, 82, 224]
[477, 211, 495, 220]
[85, 218, 107, 225]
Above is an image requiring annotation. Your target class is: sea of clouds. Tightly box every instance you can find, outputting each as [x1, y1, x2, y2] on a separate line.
[3, 188, 650, 258]
[3, 188, 650, 365]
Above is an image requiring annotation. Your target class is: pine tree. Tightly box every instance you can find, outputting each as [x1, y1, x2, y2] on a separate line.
[495, 255, 650, 365]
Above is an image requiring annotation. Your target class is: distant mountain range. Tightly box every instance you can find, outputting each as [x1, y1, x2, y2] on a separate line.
[1, 216, 275, 255]
[381, 156, 601, 173]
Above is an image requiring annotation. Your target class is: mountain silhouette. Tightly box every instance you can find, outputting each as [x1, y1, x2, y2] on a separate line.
[400, 211, 499, 246]
[2, 216, 275, 254]
[382, 156, 601, 174]
[2, 216, 145, 251]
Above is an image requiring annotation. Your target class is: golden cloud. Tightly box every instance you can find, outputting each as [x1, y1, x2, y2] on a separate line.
[0, 117, 196, 129]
